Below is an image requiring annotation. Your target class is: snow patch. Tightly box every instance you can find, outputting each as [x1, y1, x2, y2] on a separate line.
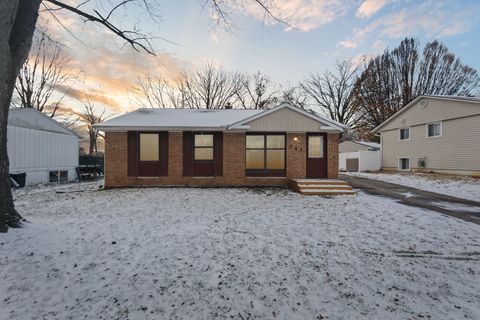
[1, 182, 480, 319]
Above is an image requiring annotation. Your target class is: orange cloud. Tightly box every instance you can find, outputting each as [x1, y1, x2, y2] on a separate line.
[38, 4, 192, 113]
[67, 44, 190, 112]
[54, 84, 123, 112]
[356, 0, 387, 18]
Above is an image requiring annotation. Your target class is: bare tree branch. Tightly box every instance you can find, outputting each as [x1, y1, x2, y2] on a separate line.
[301, 59, 360, 127]
[13, 28, 77, 117]
[44, 0, 156, 54]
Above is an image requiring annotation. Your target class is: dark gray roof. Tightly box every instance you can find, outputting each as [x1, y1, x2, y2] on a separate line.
[8, 108, 80, 137]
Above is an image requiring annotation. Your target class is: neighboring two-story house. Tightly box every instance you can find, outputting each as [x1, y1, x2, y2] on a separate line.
[372, 95, 480, 176]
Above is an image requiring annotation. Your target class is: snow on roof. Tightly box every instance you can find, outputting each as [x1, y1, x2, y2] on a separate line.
[96, 108, 263, 130]
[353, 141, 381, 149]
[8, 108, 80, 137]
[96, 104, 347, 132]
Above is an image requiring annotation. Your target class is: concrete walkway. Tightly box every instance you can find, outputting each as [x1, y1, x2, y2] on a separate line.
[340, 174, 480, 224]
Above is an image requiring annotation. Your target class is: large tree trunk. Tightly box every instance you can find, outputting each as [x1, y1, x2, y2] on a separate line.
[89, 130, 96, 155]
[0, 0, 42, 232]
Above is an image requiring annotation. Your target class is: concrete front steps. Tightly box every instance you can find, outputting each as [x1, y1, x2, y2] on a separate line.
[288, 179, 356, 196]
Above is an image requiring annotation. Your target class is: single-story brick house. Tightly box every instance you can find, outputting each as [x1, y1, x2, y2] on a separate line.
[95, 103, 347, 188]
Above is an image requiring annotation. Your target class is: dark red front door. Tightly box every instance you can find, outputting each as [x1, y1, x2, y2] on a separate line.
[306, 133, 327, 178]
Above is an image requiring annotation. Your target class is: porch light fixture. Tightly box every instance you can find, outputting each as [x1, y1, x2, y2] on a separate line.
[293, 137, 299, 142]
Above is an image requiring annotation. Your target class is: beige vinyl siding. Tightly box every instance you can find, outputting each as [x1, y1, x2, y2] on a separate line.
[381, 98, 480, 131]
[339, 141, 371, 153]
[381, 114, 480, 171]
[246, 107, 323, 132]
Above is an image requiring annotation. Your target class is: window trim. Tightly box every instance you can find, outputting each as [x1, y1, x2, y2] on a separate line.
[193, 133, 214, 162]
[398, 157, 410, 171]
[136, 131, 168, 177]
[426, 121, 442, 138]
[245, 133, 286, 177]
[398, 127, 411, 141]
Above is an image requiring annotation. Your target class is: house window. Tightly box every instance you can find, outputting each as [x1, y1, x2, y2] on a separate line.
[49, 171, 59, 183]
[60, 171, 68, 182]
[399, 158, 410, 170]
[427, 122, 442, 137]
[139, 133, 159, 161]
[246, 134, 285, 176]
[194, 134, 214, 160]
[49, 170, 68, 183]
[308, 136, 324, 158]
[399, 128, 410, 141]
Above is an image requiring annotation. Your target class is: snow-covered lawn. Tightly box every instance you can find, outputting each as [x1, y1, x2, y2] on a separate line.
[1, 182, 480, 319]
[346, 172, 480, 202]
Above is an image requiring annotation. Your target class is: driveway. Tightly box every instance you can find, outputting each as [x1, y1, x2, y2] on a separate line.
[341, 173, 480, 224]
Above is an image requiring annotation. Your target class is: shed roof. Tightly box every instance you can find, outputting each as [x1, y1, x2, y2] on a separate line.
[8, 108, 80, 137]
[352, 141, 381, 149]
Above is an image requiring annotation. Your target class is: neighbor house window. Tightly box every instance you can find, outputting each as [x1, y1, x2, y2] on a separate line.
[246, 134, 285, 176]
[49, 171, 59, 183]
[399, 158, 410, 170]
[60, 171, 68, 182]
[139, 133, 159, 161]
[427, 122, 442, 138]
[194, 134, 214, 160]
[49, 170, 68, 183]
[399, 128, 410, 141]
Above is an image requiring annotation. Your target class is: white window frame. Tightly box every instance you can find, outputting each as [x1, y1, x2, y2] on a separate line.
[398, 157, 410, 171]
[398, 127, 411, 141]
[426, 121, 442, 138]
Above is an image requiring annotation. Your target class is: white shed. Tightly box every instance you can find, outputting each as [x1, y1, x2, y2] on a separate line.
[339, 140, 381, 172]
[7, 109, 80, 185]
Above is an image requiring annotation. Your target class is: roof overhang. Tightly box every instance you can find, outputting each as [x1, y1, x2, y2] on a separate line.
[95, 103, 349, 133]
[95, 125, 226, 132]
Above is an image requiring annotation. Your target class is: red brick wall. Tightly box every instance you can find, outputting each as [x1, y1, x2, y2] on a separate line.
[104, 131, 339, 188]
[327, 133, 339, 179]
[286, 133, 306, 179]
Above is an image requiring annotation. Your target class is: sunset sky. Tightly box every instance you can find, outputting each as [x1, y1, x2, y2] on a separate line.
[39, 0, 480, 115]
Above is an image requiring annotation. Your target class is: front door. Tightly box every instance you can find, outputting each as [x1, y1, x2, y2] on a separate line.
[306, 133, 327, 178]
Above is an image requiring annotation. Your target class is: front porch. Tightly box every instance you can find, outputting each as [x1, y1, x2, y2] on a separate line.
[288, 179, 356, 196]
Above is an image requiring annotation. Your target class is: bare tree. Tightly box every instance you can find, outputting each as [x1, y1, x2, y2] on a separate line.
[0, 0, 287, 232]
[131, 76, 186, 109]
[354, 38, 480, 132]
[180, 62, 245, 109]
[13, 28, 74, 117]
[415, 40, 480, 96]
[302, 60, 359, 127]
[236, 71, 278, 109]
[77, 94, 110, 155]
[133, 62, 245, 109]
